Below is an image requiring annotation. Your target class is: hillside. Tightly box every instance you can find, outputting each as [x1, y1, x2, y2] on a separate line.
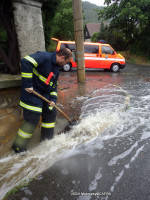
[82, 1, 103, 23]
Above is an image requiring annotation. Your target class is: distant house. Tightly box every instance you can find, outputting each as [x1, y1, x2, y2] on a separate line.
[84, 23, 101, 41]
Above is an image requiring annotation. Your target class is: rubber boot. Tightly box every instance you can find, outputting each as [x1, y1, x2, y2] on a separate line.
[41, 104, 56, 141]
[41, 122, 55, 141]
[11, 121, 36, 153]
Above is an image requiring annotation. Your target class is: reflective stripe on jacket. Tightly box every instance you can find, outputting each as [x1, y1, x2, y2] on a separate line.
[20, 51, 59, 112]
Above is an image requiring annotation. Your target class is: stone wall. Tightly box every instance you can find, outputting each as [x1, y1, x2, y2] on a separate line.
[12, 0, 45, 58]
[0, 87, 22, 146]
[0, 0, 46, 149]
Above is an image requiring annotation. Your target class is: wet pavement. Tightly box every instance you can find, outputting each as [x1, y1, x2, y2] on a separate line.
[2, 63, 150, 200]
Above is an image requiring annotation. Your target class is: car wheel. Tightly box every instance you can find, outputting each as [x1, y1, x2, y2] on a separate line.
[111, 64, 120, 72]
[63, 63, 72, 72]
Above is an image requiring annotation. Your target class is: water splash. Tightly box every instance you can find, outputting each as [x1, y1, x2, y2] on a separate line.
[0, 109, 119, 199]
[1, 80, 150, 199]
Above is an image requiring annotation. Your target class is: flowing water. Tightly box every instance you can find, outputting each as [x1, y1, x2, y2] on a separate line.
[0, 78, 150, 199]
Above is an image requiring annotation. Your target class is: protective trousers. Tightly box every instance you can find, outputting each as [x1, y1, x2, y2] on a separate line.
[12, 102, 56, 153]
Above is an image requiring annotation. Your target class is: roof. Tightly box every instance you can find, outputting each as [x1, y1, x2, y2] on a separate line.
[85, 23, 101, 37]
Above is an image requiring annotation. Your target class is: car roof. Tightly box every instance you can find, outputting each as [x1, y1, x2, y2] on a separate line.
[59, 41, 110, 46]
[51, 38, 110, 46]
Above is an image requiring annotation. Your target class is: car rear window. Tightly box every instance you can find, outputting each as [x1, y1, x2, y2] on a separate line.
[84, 45, 99, 54]
[61, 43, 99, 54]
[60, 43, 75, 52]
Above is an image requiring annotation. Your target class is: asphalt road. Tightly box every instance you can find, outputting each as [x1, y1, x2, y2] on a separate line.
[5, 63, 150, 200]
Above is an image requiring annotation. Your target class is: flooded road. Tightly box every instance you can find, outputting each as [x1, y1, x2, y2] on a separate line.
[1, 63, 150, 200]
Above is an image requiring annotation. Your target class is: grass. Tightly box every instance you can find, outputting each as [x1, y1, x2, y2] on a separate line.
[118, 51, 150, 66]
[3, 177, 35, 200]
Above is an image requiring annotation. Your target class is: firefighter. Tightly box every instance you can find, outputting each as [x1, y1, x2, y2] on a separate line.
[12, 48, 72, 153]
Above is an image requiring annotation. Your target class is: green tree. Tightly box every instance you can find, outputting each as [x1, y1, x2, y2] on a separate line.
[97, 0, 150, 55]
[51, 0, 74, 41]
[91, 22, 126, 51]
[42, 0, 60, 50]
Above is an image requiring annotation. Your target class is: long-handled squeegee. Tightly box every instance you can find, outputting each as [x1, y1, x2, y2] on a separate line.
[32, 90, 77, 133]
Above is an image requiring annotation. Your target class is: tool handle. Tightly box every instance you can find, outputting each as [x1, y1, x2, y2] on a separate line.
[32, 90, 71, 123]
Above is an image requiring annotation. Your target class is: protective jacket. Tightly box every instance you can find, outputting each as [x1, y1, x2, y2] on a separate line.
[20, 51, 59, 113]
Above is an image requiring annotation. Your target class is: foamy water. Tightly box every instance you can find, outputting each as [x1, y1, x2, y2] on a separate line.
[0, 80, 150, 199]
[0, 110, 119, 198]
[75, 81, 150, 200]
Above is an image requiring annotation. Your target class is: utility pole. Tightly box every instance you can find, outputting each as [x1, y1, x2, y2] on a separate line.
[72, 0, 85, 83]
